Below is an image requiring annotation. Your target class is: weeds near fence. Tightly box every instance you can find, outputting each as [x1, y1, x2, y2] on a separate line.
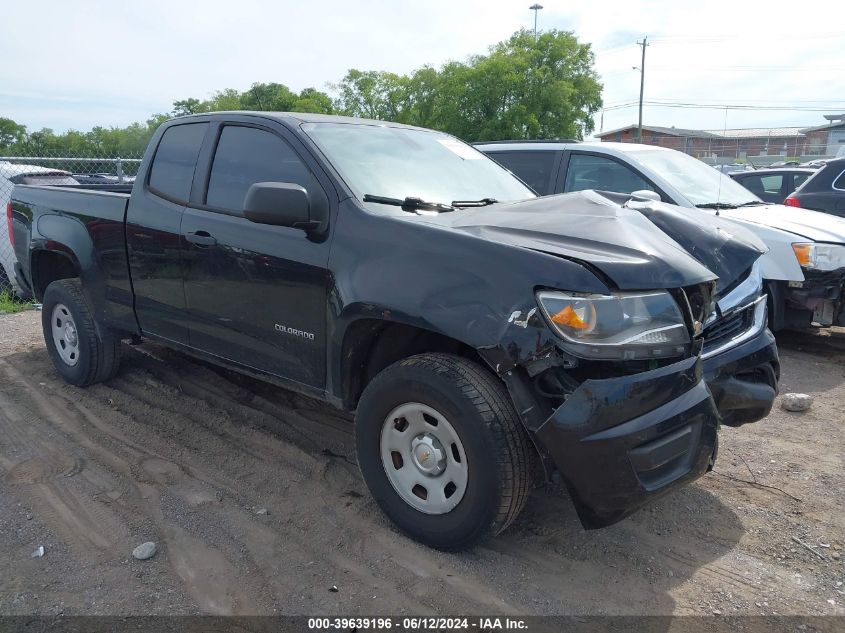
[0, 289, 32, 314]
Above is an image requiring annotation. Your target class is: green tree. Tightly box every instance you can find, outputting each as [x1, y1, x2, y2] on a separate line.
[0, 29, 601, 158]
[333, 29, 602, 141]
[0, 117, 26, 149]
[240, 83, 297, 111]
[293, 87, 334, 114]
[146, 112, 171, 130]
[332, 70, 412, 121]
[22, 128, 58, 155]
[172, 98, 208, 116]
[197, 88, 240, 112]
[0, 82, 336, 157]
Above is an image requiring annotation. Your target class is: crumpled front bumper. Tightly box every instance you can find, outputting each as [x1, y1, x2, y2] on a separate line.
[534, 355, 719, 529]
[788, 268, 845, 326]
[703, 326, 779, 427]
[701, 296, 779, 426]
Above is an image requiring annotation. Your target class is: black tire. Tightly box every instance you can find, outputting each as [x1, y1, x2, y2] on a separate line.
[42, 279, 121, 386]
[355, 353, 534, 550]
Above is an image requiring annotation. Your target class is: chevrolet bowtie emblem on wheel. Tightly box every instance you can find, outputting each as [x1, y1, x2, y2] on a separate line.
[420, 451, 431, 463]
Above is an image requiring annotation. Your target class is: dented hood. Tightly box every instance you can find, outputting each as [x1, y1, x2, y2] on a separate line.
[617, 195, 768, 292]
[437, 190, 756, 291]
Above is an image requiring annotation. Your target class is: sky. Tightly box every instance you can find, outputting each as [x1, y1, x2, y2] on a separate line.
[2, 0, 844, 137]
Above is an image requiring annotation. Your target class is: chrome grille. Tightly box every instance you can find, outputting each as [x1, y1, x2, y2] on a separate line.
[703, 304, 756, 352]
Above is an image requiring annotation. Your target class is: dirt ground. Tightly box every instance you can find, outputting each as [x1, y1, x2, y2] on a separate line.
[0, 309, 843, 617]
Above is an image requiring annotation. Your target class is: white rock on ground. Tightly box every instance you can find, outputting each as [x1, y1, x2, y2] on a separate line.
[132, 541, 157, 560]
[781, 393, 813, 412]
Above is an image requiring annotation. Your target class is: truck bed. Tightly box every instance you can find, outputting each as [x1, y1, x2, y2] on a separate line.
[12, 184, 131, 221]
[10, 184, 136, 333]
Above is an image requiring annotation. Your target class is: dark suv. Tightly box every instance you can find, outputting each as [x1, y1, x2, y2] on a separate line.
[785, 157, 845, 216]
[731, 168, 815, 205]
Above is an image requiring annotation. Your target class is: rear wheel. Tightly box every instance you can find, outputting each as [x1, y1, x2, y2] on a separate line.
[355, 353, 534, 550]
[42, 279, 121, 386]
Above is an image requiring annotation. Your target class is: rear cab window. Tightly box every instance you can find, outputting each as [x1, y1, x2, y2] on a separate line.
[148, 123, 208, 202]
[486, 151, 558, 195]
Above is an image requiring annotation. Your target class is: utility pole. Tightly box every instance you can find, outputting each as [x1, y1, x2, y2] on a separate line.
[529, 4, 543, 39]
[636, 36, 648, 143]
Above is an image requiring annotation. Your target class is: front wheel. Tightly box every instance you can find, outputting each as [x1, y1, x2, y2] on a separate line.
[355, 353, 534, 550]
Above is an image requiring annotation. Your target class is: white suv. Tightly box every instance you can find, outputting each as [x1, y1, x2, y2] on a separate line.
[476, 141, 845, 330]
[1, 163, 78, 297]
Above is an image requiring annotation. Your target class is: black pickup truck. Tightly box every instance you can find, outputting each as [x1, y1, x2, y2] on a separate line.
[9, 112, 778, 549]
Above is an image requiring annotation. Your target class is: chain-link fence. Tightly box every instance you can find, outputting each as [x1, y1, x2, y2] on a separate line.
[0, 153, 143, 300]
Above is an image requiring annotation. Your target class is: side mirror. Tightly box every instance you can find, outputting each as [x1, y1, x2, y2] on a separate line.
[243, 182, 316, 230]
[630, 189, 661, 202]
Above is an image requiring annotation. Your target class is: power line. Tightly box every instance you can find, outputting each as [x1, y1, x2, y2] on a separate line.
[648, 65, 845, 72]
[600, 66, 845, 77]
[640, 98, 845, 104]
[649, 31, 845, 42]
[592, 43, 637, 55]
[601, 97, 845, 108]
[594, 31, 843, 54]
[603, 100, 845, 112]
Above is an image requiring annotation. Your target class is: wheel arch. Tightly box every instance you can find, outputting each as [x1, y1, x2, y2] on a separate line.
[30, 248, 81, 301]
[337, 317, 488, 410]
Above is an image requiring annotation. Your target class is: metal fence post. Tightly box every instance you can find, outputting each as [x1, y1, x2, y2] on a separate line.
[116, 157, 124, 184]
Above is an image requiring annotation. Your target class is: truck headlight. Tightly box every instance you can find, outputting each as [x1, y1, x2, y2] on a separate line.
[536, 290, 690, 360]
[792, 243, 845, 271]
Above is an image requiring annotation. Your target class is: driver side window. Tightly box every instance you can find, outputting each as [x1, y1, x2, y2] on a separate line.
[563, 153, 655, 196]
[205, 125, 314, 213]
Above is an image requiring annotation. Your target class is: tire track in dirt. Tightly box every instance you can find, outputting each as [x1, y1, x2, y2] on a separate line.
[0, 357, 265, 614]
[116, 351, 533, 612]
[116, 352, 522, 612]
[0, 371, 129, 559]
[1, 350, 520, 614]
[4, 311, 845, 616]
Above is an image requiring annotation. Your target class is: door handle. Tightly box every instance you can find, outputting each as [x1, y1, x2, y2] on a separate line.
[185, 231, 217, 247]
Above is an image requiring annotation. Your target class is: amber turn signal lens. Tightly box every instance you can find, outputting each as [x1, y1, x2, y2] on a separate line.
[792, 243, 812, 267]
[550, 304, 591, 330]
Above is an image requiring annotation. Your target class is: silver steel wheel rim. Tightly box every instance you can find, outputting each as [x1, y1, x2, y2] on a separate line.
[380, 402, 468, 515]
[51, 303, 80, 367]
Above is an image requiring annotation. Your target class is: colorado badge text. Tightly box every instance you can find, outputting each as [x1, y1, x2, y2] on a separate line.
[274, 323, 315, 340]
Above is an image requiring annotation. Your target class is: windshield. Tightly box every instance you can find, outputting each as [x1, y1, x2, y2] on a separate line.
[302, 122, 534, 205]
[628, 149, 761, 207]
